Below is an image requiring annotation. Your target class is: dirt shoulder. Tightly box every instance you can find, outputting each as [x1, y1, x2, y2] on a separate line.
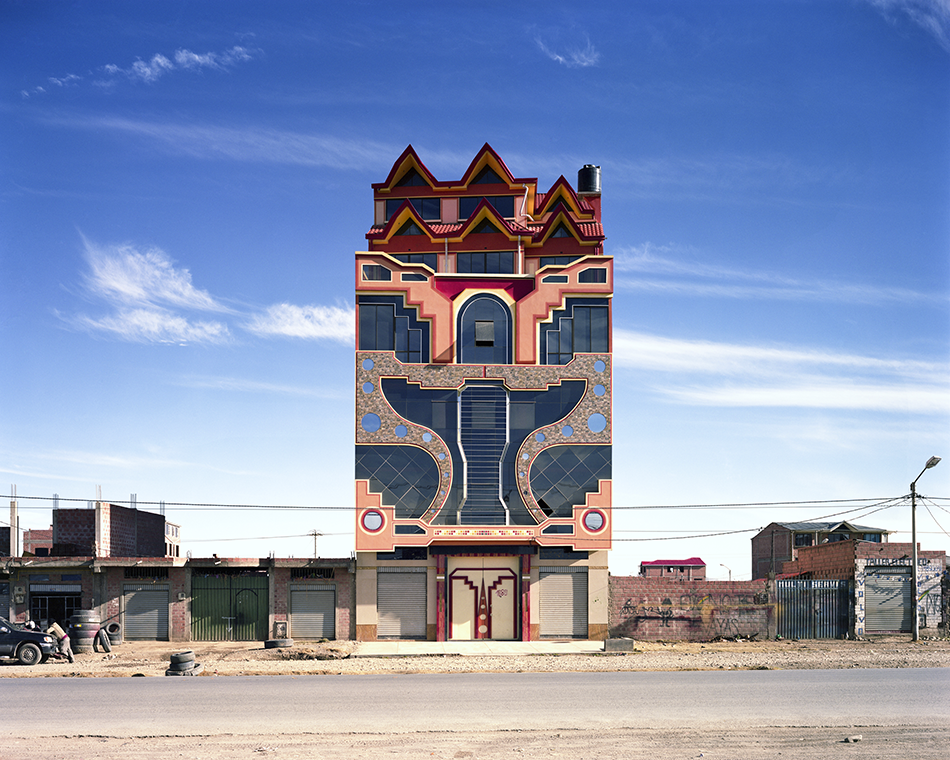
[2, 636, 948, 678]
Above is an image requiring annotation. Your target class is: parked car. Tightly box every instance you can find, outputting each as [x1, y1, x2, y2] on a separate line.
[0, 617, 58, 665]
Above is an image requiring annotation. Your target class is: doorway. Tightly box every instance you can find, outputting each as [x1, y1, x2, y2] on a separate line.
[447, 556, 518, 640]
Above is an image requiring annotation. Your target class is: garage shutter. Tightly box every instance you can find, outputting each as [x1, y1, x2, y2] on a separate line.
[865, 569, 912, 632]
[124, 584, 169, 640]
[377, 568, 427, 639]
[539, 567, 588, 639]
[290, 584, 335, 639]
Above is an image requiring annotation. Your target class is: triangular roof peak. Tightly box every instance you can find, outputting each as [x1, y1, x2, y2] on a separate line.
[373, 145, 438, 192]
[535, 176, 591, 218]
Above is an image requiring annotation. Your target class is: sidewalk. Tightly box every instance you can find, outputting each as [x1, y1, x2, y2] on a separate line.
[352, 640, 606, 657]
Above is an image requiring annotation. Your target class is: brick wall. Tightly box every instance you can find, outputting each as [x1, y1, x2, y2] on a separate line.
[783, 539, 857, 579]
[751, 523, 792, 579]
[52, 509, 96, 555]
[107, 504, 166, 557]
[609, 576, 770, 641]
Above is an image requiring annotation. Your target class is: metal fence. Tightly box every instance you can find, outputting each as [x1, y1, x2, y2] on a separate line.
[776, 579, 851, 639]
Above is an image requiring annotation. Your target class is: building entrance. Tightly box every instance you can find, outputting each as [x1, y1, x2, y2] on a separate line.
[447, 556, 518, 640]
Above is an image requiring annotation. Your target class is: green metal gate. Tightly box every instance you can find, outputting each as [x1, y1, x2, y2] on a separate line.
[191, 570, 269, 641]
[777, 579, 851, 639]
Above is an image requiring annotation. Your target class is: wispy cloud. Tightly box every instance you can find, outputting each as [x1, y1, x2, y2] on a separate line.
[21, 45, 257, 98]
[865, 0, 950, 52]
[246, 304, 353, 342]
[534, 34, 600, 68]
[613, 242, 943, 305]
[82, 236, 226, 312]
[67, 235, 350, 346]
[175, 375, 350, 399]
[60, 117, 400, 170]
[614, 328, 950, 413]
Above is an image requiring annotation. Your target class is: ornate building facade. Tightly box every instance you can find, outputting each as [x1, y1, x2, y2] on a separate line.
[354, 144, 612, 640]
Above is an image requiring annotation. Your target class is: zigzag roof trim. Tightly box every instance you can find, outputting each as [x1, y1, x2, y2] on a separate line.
[534, 176, 594, 219]
[372, 143, 536, 193]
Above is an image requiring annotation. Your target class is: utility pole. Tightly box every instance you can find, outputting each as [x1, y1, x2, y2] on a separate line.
[309, 530, 322, 559]
[910, 456, 941, 642]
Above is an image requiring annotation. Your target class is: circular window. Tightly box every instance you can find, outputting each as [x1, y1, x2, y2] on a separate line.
[587, 413, 607, 433]
[361, 413, 381, 433]
[593, 384, 606, 397]
[394, 424, 408, 438]
[522, 452, 529, 461]
[438, 452, 446, 460]
[362, 382, 374, 394]
[361, 510, 384, 532]
[562, 425, 574, 438]
[535, 432, 546, 443]
[583, 510, 606, 532]
[594, 360, 606, 373]
[422, 432, 432, 443]
[362, 358, 375, 371]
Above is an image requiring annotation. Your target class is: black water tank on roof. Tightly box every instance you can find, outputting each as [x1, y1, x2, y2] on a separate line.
[577, 164, 601, 194]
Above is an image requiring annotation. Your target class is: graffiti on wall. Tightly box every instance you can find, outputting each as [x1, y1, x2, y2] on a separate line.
[614, 589, 768, 640]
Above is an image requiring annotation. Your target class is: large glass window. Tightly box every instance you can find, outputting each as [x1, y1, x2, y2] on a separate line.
[456, 251, 514, 274]
[386, 198, 440, 222]
[392, 253, 438, 271]
[530, 445, 611, 518]
[356, 445, 440, 519]
[539, 256, 581, 268]
[579, 267, 607, 283]
[540, 299, 609, 365]
[358, 296, 429, 363]
[361, 265, 391, 281]
[458, 196, 515, 219]
[395, 168, 428, 187]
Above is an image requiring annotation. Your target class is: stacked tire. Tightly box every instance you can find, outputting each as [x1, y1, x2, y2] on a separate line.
[69, 611, 101, 653]
[104, 621, 123, 646]
[165, 650, 204, 676]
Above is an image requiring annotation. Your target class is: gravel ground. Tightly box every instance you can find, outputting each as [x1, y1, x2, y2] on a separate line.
[2, 635, 948, 677]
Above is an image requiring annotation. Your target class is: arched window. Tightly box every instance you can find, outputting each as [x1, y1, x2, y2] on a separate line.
[457, 294, 512, 364]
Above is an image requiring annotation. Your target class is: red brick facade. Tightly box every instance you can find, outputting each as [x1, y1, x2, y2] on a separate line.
[609, 576, 771, 641]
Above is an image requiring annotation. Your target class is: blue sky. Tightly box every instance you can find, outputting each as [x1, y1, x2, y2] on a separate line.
[2, 0, 948, 577]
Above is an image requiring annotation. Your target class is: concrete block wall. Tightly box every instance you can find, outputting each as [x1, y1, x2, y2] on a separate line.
[107, 505, 166, 557]
[609, 577, 770, 641]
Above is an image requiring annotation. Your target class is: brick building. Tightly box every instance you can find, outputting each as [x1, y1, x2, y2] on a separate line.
[639, 557, 706, 580]
[751, 521, 889, 580]
[781, 539, 946, 636]
[51, 502, 179, 558]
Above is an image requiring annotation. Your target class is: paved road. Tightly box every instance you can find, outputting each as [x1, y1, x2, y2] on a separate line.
[5, 669, 948, 737]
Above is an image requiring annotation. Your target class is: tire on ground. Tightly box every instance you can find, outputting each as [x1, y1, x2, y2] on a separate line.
[95, 628, 112, 653]
[17, 642, 42, 666]
[170, 650, 195, 664]
[167, 659, 196, 672]
[264, 639, 294, 649]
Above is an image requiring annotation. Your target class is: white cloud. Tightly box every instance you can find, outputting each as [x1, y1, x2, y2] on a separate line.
[612, 242, 942, 305]
[81, 237, 226, 312]
[245, 304, 354, 342]
[66, 117, 399, 170]
[176, 375, 349, 399]
[866, 0, 950, 52]
[73, 307, 230, 345]
[70, 235, 351, 346]
[535, 35, 600, 68]
[614, 328, 950, 413]
[29, 45, 258, 97]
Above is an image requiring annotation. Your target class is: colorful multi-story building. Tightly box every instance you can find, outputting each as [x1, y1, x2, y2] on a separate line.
[354, 144, 612, 640]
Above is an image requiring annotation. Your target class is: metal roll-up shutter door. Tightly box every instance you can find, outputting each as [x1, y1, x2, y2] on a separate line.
[865, 569, 912, 632]
[290, 583, 336, 639]
[539, 567, 588, 639]
[124, 584, 169, 640]
[377, 568, 427, 639]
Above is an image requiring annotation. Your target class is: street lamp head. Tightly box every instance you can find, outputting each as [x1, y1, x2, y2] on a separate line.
[925, 456, 941, 470]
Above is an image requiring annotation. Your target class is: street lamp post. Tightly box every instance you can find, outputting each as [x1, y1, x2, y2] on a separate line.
[720, 563, 732, 582]
[910, 456, 941, 642]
